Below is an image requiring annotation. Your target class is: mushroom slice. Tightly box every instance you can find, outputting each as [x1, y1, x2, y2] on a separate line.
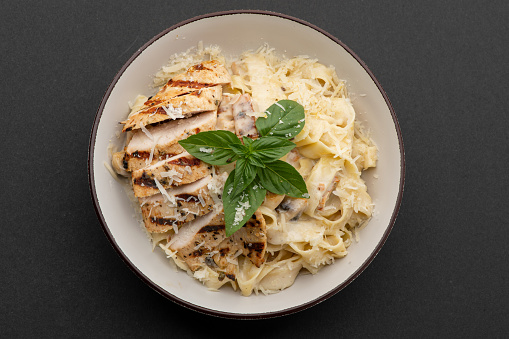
[277, 197, 308, 221]
[232, 94, 258, 139]
[216, 94, 236, 133]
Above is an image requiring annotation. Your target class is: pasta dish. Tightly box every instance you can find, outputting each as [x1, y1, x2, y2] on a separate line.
[108, 43, 377, 296]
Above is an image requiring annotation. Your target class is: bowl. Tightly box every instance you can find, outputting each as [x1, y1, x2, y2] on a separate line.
[88, 10, 404, 319]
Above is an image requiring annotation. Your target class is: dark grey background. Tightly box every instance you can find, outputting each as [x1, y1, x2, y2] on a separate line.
[1, 0, 508, 337]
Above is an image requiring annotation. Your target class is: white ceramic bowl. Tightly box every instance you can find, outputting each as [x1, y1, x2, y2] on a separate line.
[88, 10, 404, 319]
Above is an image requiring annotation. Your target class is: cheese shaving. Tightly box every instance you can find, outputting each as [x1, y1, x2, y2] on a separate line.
[162, 104, 184, 119]
[153, 178, 175, 206]
[139, 122, 154, 141]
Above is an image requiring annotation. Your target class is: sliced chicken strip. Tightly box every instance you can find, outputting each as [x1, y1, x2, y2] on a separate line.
[214, 210, 267, 268]
[122, 60, 230, 132]
[157, 60, 231, 98]
[122, 85, 222, 132]
[207, 250, 238, 282]
[232, 94, 258, 139]
[124, 111, 217, 172]
[151, 80, 208, 102]
[139, 176, 215, 233]
[170, 210, 267, 278]
[169, 211, 226, 271]
[131, 152, 210, 198]
[142, 207, 197, 233]
[277, 197, 308, 221]
[111, 151, 129, 177]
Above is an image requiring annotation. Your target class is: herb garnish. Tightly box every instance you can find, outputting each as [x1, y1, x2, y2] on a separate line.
[179, 100, 308, 236]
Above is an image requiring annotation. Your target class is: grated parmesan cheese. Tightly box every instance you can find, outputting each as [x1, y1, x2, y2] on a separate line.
[162, 104, 184, 119]
[153, 178, 176, 206]
[193, 241, 206, 250]
[233, 195, 250, 226]
[139, 122, 154, 141]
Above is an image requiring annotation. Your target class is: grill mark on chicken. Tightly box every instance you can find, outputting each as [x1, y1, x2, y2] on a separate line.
[139, 176, 214, 233]
[122, 85, 222, 132]
[175, 60, 231, 84]
[244, 241, 265, 251]
[191, 249, 204, 257]
[212, 210, 267, 268]
[167, 156, 201, 167]
[150, 217, 191, 226]
[198, 225, 224, 233]
[125, 111, 216, 172]
[169, 210, 267, 280]
[130, 150, 151, 159]
[133, 171, 158, 188]
[131, 152, 210, 198]
[190, 63, 205, 71]
[122, 60, 230, 132]
[166, 79, 210, 89]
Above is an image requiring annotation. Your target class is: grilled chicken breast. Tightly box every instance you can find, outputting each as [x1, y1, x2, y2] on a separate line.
[122, 60, 230, 132]
[124, 111, 217, 172]
[131, 152, 210, 198]
[111, 151, 129, 177]
[122, 85, 222, 132]
[139, 176, 215, 233]
[169, 211, 226, 271]
[169, 210, 267, 278]
[214, 210, 267, 269]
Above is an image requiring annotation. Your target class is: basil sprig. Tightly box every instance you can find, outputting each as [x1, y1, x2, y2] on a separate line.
[179, 100, 308, 236]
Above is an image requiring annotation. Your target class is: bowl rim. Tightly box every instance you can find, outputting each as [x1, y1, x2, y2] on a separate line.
[88, 9, 405, 320]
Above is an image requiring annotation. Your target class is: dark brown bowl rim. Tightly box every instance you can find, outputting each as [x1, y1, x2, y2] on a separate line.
[88, 9, 405, 320]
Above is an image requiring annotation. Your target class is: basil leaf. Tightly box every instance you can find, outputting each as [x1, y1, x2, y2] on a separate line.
[223, 171, 267, 236]
[247, 155, 266, 168]
[232, 157, 257, 196]
[178, 130, 241, 165]
[242, 136, 254, 149]
[256, 160, 309, 198]
[251, 136, 296, 163]
[230, 143, 249, 157]
[256, 100, 305, 139]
